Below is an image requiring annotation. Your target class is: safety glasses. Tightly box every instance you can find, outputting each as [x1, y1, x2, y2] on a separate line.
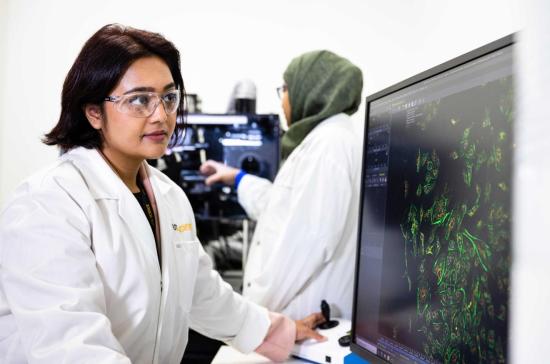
[104, 89, 181, 118]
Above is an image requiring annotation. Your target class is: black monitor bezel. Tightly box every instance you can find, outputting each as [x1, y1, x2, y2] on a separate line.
[350, 33, 515, 364]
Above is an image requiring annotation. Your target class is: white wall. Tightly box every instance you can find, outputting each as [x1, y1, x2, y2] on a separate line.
[512, 0, 550, 362]
[0, 0, 8, 193]
[0, 0, 520, 206]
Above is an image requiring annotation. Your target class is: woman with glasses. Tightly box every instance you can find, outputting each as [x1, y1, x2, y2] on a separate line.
[0, 24, 324, 364]
[201, 50, 363, 321]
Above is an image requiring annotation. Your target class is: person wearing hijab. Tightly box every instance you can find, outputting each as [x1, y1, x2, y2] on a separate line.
[200, 50, 363, 320]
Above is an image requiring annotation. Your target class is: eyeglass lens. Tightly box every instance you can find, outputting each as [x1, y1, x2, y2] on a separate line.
[120, 91, 180, 117]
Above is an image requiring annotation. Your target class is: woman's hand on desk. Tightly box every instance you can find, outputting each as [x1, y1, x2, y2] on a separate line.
[295, 312, 327, 342]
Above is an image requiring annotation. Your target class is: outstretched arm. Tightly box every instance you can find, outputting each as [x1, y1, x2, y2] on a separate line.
[200, 159, 274, 220]
[200, 160, 240, 186]
[186, 238, 325, 361]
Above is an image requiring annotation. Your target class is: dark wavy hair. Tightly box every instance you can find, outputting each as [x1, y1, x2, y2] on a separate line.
[43, 24, 186, 152]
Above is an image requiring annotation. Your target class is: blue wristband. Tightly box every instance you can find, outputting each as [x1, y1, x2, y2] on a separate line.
[235, 170, 247, 190]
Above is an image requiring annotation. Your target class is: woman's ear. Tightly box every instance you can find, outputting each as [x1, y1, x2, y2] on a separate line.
[84, 104, 104, 130]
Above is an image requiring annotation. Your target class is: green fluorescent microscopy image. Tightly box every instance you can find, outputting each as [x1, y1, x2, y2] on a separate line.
[380, 76, 513, 364]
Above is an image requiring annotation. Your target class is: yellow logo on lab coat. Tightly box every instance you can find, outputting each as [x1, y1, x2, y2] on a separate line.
[172, 223, 192, 232]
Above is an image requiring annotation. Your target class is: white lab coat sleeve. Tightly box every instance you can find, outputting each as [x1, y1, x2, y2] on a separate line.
[245, 147, 354, 313]
[237, 174, 273, 220]
[188, 244, 271, 354]
[0, 183, 131, 363]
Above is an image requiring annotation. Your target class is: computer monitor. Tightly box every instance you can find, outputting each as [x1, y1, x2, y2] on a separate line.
[351, 35, 514, 364]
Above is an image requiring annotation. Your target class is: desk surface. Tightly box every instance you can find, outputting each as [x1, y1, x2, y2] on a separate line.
[212, 346, 305, 364]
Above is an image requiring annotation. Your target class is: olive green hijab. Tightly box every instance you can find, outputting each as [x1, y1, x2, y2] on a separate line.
[281, 50, 363, 159]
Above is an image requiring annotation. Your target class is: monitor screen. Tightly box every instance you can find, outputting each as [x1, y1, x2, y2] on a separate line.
[352, 35, 514, 364]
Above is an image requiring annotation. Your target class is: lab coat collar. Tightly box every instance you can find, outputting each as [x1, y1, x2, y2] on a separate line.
[62, 147, 174, 200]
[62, 147, 175, 274]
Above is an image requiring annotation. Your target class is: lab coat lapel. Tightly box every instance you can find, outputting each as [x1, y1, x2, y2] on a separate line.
[144, 166, 180, 323]
[63, 147, 161, 271]
[146, 168, 177, 277]
[117, 191, 160, 269]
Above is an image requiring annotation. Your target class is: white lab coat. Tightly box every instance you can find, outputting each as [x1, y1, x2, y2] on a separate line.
[0, 147, 271, 364]
[239, 113, 361, 320]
